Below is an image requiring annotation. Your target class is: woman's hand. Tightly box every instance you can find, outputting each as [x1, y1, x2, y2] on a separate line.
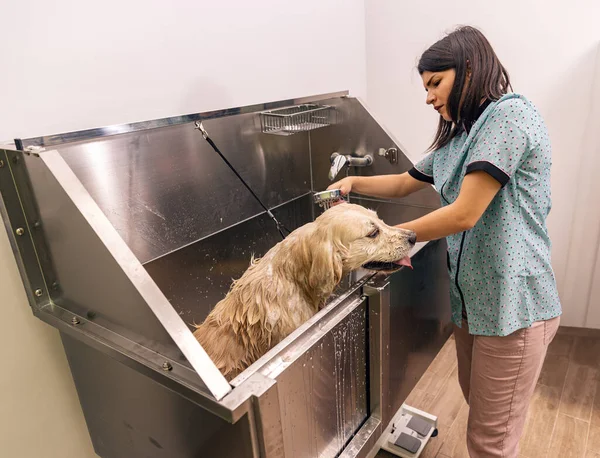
[327, 177, 354, 196]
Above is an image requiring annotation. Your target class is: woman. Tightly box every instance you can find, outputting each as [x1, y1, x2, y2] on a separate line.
[329, 26, 561, 458]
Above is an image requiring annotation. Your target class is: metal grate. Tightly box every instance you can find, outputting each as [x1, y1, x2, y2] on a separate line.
[260, 104, 335, 135]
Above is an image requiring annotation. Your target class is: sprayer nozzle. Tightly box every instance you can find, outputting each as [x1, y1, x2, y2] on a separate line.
[313, 189, 344, 210]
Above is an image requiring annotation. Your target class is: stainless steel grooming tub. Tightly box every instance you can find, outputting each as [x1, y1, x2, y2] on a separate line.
[0, 91, 451, 458]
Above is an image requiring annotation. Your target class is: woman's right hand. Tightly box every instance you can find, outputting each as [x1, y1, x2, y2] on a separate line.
[327, 176, 355, 196]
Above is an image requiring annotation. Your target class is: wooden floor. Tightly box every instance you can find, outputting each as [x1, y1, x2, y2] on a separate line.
[376, 327, 600, 458]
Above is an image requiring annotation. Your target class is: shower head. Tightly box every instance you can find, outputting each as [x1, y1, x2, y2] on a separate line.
[313, 189, 345, 210]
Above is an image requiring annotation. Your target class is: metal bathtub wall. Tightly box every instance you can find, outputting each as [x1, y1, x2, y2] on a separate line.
[0, 92, 452, 458]
[53, 108, 313, 264]
[262, 295, 370, 458]
[60, 333, 257, 458]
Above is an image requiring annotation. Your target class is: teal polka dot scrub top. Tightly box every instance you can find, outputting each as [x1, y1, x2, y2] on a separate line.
[409, 93, 562, 337]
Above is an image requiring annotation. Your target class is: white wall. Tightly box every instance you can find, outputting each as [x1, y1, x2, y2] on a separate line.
[589, 240, 600, 327]
[0, 0, 366, 142]
[365, 0, 600, 327]
[0, 1, 366, 456]
[0, 226, 97, 457]
[563, 45, 600, 327]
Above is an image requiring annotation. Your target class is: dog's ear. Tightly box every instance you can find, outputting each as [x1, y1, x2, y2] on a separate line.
[282, 223, 347, 304]
[305, 227, 346, 300]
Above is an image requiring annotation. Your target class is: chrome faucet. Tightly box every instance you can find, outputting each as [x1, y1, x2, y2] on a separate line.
[328, 152, 373, 181]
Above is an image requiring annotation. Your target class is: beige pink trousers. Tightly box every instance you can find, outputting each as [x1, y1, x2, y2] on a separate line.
[453, 316, 560, 458]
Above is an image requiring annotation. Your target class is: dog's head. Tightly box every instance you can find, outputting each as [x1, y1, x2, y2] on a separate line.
[284, 202, 416, 305]
[314, 203, 416, 273]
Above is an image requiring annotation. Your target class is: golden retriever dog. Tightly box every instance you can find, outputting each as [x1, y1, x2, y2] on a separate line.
[193, 203, 416, 380]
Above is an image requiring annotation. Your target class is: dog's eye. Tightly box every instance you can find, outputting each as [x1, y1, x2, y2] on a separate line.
[367, 228, 379, 238]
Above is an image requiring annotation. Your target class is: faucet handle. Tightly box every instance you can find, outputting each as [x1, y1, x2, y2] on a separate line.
[329, 153, 348, 181]
[378, 147, 398, 164]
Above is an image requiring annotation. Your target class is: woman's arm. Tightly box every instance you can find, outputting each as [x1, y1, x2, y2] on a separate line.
[397, 171, 501, 241]
[327, 172, 430, 199]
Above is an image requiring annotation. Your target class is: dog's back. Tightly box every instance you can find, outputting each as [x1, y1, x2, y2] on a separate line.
[194, 299, 259, 380]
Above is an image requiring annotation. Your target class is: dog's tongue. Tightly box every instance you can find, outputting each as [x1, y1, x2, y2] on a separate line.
[395, 256, 413, 270]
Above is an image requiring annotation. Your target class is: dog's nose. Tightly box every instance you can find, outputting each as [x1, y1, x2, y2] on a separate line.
[408, 232, 417, 245]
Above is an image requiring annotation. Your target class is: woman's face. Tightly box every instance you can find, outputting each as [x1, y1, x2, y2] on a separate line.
[421, 69, 456, 122]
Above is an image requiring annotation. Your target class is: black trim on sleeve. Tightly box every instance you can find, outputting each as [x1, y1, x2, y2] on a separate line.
[465, 161, 510, 187]
[408, 167, 434, 185]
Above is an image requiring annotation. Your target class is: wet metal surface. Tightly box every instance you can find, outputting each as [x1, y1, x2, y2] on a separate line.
[58, 114, 311, 263]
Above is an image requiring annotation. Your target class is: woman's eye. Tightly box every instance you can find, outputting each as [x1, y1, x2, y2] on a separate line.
[367, 228, 380, 238]
[433, 80, 440, 87]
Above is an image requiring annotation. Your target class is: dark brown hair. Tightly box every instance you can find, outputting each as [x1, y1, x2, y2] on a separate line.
[418, 26, 511, 151]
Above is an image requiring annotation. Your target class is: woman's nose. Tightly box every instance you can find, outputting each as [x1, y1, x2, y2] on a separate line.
[426, 92, 435, 105]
